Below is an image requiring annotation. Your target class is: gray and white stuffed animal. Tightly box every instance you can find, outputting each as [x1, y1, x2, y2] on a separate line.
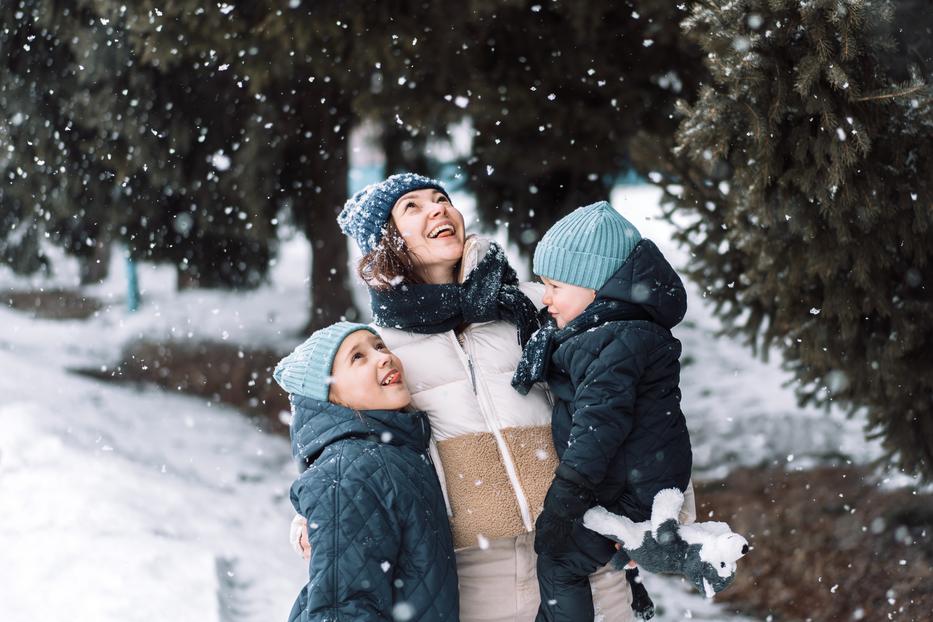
[583, 488, 749, 598]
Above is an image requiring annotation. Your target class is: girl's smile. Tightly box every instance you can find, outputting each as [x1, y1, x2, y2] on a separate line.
[329, 330, 411, 410]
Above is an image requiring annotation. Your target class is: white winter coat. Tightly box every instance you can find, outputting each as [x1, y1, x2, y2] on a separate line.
[376, 238, 557, 549]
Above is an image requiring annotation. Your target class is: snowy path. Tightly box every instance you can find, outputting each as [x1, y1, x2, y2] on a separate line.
[0, 185, 884, 622]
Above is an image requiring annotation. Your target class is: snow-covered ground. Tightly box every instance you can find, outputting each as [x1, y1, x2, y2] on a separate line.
[0, 329, 302, 621]
[0, 185, 903, 622]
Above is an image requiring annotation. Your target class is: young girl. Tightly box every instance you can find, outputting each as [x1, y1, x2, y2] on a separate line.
[274, 321, 458, 621]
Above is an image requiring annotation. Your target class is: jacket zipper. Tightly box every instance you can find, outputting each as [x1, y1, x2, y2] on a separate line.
[429, 438, 454, 517]
[449, 331, 534, 532]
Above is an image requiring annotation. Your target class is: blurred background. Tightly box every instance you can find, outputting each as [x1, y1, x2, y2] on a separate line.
[1, 1, 931, 621]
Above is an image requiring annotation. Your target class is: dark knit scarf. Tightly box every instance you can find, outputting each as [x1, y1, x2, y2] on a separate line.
[370, 242, 540, 346]
[511, 299, 652, 395]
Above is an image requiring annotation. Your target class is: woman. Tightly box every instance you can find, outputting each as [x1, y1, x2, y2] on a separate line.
[294, 173, 694, 620]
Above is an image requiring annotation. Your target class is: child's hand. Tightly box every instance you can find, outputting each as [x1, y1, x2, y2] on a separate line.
[289, 514, 311, 561]
[534, 473, 596, 556]
[612, 542, 637, 567]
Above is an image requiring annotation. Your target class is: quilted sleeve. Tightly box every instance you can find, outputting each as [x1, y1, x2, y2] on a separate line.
[290, 449, 399, 621]
[559, 336, 645, 489]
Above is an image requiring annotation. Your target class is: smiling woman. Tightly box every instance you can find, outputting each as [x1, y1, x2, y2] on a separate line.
[355, 186, 466, 289]
[389, 188, 466, 284]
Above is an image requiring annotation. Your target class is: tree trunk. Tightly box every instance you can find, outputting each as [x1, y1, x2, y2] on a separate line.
[302, 97, 358, 333]
[79, 238, 112, 285]
[176, 264, 200, 290]
[1, 219, 48, 276]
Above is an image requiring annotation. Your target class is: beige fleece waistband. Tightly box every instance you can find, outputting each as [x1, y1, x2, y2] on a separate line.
[435, 426, 558, 550]
[500, 425, 559, 519]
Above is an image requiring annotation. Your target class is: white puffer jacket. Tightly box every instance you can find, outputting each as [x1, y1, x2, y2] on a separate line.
[376, 237, 696, 550]
[376, 238, 557, 549]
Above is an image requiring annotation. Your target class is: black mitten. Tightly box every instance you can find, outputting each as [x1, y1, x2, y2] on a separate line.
[625, 567, 655, 620]
[534, 467, 595, 556]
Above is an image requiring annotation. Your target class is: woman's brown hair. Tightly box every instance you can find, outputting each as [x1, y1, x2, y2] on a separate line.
[357, 219, 426, 290]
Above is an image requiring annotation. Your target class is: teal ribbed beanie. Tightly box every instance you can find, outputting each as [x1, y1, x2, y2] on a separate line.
[273, 322, 379, 401]
[533, 200, 642, 290]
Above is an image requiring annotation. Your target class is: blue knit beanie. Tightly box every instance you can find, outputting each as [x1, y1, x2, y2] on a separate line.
[273, 322, 379, 401]
[338, 173, 448, 254]
[533, 201, 642, 291]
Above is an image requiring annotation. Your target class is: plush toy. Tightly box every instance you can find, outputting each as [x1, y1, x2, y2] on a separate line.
[583, 488, 749, 599]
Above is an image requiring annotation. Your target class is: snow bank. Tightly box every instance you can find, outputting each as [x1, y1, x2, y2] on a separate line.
[0, 346, 304, 622]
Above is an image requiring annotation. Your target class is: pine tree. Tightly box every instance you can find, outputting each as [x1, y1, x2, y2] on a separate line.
[116, 0, 469, 323]
[458, 0, 704, 263]
[0, 1, 279, 289]
[645, 0, 933, 478]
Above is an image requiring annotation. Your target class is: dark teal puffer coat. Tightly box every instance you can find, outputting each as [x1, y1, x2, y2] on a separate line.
[287, 395, 458, 622]
[546, 239, 693, 522]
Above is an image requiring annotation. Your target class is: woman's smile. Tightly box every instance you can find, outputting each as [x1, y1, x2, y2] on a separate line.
[426, 221, 457, 239]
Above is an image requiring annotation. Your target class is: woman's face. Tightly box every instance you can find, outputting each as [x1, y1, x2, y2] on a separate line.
[329, 330, 411, 411]
[390, 188, 465, 284]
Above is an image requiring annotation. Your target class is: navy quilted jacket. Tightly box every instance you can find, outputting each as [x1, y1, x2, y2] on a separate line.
[547, 239, 693, 522]
[287, 395, 458, 622]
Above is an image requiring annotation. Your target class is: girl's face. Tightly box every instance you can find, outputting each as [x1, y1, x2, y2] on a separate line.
[390, 188, 465, 284]
[329, 330, 411, 411]
[540, 276, 596, 329]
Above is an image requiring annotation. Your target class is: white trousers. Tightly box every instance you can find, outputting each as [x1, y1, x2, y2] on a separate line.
[456, 532, 634, 622]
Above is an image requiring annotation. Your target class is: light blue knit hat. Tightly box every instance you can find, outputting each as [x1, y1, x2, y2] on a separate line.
[273, 322, 379, 401]
[533, 201, 642, 291]
[338, 173, 448, 254]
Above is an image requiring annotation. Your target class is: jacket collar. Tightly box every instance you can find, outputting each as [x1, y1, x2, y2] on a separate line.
[289, 394, 431, 468]
[554, 239, 687, 345]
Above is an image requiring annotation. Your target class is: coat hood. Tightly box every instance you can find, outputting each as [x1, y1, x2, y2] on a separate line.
[591, 239, 687, 330]
[289, 394, 431, 469]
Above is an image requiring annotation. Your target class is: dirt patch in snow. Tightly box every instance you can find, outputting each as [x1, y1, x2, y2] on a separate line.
[696, 466, 932, 621]
[3, 288, 103, 320]
[75, 339, 291, 435]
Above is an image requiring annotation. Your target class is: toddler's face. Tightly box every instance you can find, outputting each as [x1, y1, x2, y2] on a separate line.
[540, 276, 596, 329]
[329, 330, 411, 411]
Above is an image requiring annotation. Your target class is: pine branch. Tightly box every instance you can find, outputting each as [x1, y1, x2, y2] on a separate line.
[743, 102, 763, 143]
[853, 84, 926, 102]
